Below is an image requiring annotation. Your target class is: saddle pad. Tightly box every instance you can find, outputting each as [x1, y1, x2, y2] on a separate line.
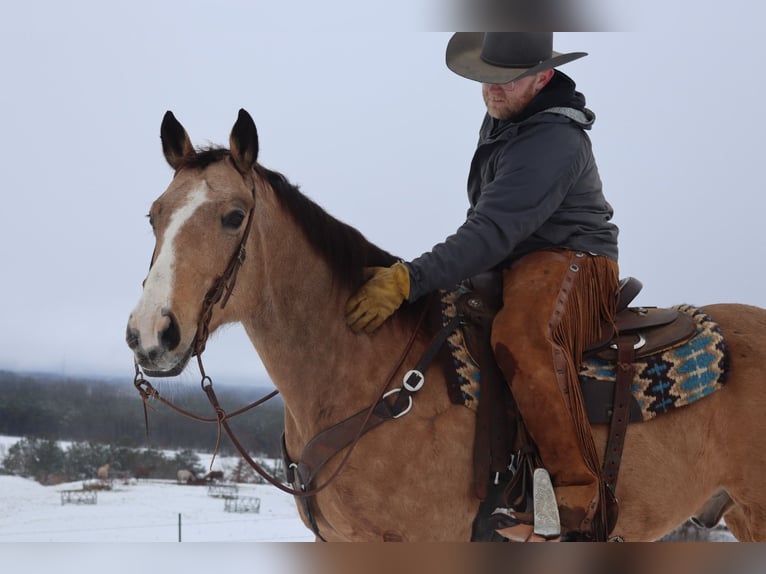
[439, 287, 482, 411]
[579, 304, 729, 421]
[439, 289, 729, 423]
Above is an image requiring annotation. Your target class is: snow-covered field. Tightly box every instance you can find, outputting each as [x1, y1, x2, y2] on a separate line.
[0, 435, 737, 548]
[0, 475, 312, 543]
[0, 435, 313, 543]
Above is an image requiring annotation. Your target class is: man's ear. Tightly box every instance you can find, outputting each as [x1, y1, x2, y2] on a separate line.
[535, 69, 556, 91]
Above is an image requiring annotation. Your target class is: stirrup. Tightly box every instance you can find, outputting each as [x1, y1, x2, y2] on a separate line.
[489, 468, 561, 541]
[533, 468, 561, 539]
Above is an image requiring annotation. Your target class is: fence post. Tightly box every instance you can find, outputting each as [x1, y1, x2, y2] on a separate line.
[178, 513, 182, 542]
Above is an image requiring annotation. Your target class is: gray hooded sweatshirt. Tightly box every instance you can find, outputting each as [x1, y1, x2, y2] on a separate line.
[406, 75, 618, 301]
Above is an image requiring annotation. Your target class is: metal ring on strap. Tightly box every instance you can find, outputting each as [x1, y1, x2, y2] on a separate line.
[383, 388, 413, 418]
[610, 333, 647, 351]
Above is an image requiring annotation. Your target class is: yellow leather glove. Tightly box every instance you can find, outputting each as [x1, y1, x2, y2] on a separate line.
[345, 262, 411, 333]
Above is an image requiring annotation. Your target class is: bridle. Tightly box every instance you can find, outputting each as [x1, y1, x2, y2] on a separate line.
[132, 164, 434, 499]
[133, 166, 290, 483]
[134, 165, 304, 492]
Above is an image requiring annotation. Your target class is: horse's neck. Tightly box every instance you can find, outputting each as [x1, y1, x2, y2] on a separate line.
[237, 190, 407, 439]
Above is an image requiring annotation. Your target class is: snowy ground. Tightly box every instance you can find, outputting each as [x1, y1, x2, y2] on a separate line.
[0, 475, 312, 542]
[0, 435, 737, 544]
[0, 435, 313, 543]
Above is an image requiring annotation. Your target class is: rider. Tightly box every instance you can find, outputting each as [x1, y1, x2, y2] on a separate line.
[344, 33, 619, 540]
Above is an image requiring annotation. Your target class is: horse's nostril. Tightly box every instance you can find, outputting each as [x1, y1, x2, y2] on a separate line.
[160, 310, 181, 351]
[126, 326, 140, 350]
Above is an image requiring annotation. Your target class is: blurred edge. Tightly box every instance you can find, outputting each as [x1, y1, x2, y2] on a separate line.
[294, 542, 765, 574]
[422, 0, 633, 31]
[3, 541, 765, 574]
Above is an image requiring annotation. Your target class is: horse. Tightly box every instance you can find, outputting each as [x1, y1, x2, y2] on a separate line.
[133, 465, 154, 480]
[126, 109, 766, 542]
[204, 470, 225, 482]
[97, 463, 110, 480]
[177, 469, 195, 484]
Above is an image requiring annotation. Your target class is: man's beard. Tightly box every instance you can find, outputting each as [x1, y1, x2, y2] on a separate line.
[484, 81, 538, 121]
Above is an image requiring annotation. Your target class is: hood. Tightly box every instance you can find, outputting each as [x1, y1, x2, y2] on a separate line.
[481, 71, 595, 141]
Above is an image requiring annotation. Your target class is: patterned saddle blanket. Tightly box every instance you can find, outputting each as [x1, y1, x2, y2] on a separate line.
[439, 289, 729, 423]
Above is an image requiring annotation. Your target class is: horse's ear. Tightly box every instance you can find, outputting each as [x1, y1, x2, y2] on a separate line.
[229, 109, 259, 174]
[160, 111, 194, 170]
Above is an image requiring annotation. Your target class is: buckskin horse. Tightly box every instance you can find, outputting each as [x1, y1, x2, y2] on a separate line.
[126, 109, 766, 542]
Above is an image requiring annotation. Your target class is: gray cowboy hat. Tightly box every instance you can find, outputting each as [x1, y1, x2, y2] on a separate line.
[446, 33, 587, 84]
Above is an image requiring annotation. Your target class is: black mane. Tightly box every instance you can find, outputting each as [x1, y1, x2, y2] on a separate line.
[173, 146, 230, 170]
[257, 166, 399, 289]
[177, 146, 399, 290]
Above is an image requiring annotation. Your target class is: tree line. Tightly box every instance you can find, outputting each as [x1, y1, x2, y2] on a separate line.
[1, 437, 206, 485]
[0, 370, 284, 457]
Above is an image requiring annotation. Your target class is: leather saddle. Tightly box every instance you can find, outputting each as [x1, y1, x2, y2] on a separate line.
[585, 277, 696, 360]
[580, 277, 697, 425]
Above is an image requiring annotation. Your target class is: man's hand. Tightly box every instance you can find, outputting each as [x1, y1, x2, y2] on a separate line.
[345, 262, 411, 333]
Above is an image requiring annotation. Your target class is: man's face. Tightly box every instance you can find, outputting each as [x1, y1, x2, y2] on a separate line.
[482, 71, 550, 121]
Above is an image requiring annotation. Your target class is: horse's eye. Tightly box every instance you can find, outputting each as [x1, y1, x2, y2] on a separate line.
[222, 210, 246, 229]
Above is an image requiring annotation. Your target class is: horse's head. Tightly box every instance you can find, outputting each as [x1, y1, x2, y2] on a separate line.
[126, 109, 259, 376]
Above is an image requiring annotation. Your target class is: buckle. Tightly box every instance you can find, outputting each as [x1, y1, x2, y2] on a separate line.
[402, 369, 424, 392]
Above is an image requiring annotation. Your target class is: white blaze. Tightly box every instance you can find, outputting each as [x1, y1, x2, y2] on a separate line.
[130, 182, 210, 348]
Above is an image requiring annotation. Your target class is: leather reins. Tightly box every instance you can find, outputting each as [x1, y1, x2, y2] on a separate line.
[132, 165, 438, 499]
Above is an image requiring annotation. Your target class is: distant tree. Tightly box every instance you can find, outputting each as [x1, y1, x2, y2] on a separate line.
[2, 437, 65, 484]
[1, 436, 239, 485]
[229, 456, 285, 484]
[0, 371, 285, 457]
[62, 442, 111, 480]
[110, 446, 170, 479]
[173, 449, 205, 477]
[231, 458, 259, 484]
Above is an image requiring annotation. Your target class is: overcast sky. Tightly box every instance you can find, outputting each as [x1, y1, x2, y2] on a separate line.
[0, 1, 763, 386]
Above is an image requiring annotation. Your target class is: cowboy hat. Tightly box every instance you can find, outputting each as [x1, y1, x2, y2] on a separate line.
[446, 33, 587, 84]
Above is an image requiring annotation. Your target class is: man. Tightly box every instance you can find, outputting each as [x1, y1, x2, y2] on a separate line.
[345, 33, 619, 540]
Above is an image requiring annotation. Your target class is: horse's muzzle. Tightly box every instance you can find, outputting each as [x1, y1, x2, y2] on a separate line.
[126, 309, 190, 377]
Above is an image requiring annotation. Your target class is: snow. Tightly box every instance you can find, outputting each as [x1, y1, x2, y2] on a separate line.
[0, 435, 737, 548]
[0, 435, 313, 543]
[0, 476, 312, 542]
